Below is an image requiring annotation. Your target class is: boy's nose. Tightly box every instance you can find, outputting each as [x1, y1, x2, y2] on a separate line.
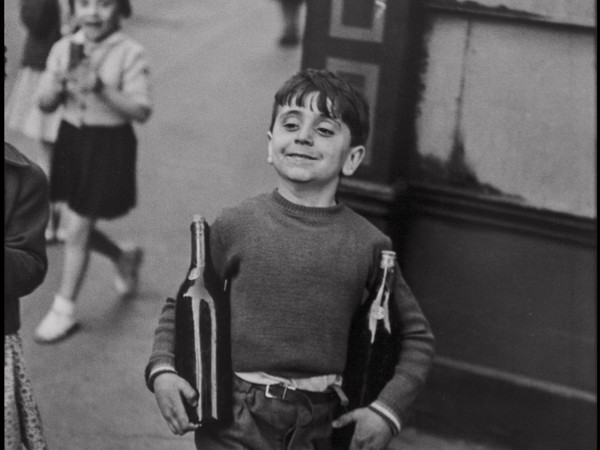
[294, 126, 314, 145]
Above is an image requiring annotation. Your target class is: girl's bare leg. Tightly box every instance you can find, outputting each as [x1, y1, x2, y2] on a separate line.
[89, 228, 122, 262]
[56, 210, 142, 299]
[38, 140, 59, 241]
[34, 208, 144, 343]
[89, 227, 144, 297]
[56, 208, 94, 301]
[34, 208, 92, 343]
[37, 140, 69, 242]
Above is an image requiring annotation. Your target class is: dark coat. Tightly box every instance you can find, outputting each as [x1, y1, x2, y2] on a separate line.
[20, 0, 62, 70]
[4, 142, 50, 335]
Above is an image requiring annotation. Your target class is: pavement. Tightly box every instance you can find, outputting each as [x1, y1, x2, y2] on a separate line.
[5, 1, 511, 448]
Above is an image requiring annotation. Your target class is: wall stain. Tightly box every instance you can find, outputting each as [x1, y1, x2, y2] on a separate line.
[409, 7, 521, 200]
[415, 135, 508, 196]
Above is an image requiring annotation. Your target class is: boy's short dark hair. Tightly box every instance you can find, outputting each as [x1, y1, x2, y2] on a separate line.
[68, 0, 132, 18]
[270, 68, 370, 147]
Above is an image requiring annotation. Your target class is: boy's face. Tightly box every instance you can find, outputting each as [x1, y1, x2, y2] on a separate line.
[267, 92, 365, 191]
[74, 0, 121, 42]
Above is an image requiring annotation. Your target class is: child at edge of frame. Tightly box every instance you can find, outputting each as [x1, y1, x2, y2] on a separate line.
[145, 68, 435, 450]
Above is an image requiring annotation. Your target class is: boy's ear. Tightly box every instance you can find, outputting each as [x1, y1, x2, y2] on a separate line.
[267, 131, 274, 164]
[342, 145, 366, 176]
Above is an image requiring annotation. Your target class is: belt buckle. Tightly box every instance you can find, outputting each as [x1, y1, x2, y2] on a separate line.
[265, 383, 296, 400]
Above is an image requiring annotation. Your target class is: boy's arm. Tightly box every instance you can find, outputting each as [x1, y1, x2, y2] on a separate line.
[372, 263, 435, 430]
[145, 220, 226, 434]
[333, 262, 435, 446]
[144, 216, 227, 390]
[145, 297, 199, 435]
[145, 297, 177, 390]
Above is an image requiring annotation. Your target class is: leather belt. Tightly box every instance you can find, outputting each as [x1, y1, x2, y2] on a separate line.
[253, 382, 337, 405]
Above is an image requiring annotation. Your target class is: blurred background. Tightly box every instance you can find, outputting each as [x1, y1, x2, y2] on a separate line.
[4, 0, 596, 449]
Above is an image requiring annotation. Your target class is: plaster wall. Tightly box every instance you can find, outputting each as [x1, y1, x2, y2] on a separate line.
[415, 13, 596, 217]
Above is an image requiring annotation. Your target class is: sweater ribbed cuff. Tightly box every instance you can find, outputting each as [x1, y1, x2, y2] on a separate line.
[368, 401, 402, 436]
[145, 360, 177, 393]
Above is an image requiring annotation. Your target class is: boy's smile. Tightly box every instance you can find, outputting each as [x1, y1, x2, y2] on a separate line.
[267, 93, 365, 203]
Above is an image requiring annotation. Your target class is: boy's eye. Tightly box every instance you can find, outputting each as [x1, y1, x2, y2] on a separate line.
[282, 121, 299, 131]
[317, 126, 335, 136]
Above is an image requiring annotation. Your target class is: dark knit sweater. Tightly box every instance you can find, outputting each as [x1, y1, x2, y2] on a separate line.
[146, 190, 434, 422]
[5, 142, 49, 335]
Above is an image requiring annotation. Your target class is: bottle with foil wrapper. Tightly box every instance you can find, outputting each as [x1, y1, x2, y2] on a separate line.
[68, 42, 86, 71]
[342, 250, 399, 409]
[174, 215, 231, 426]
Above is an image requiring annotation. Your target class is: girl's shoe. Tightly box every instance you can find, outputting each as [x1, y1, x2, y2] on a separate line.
[114, 245, 144, 297]
[34, 296, 78, 344]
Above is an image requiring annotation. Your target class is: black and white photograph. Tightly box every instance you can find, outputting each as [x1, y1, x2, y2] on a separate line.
[4, 1, 595, 449]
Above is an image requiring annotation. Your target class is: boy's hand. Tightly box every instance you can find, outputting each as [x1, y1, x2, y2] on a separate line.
[332, 407, 393, 450]
[153, 372, 200, 436]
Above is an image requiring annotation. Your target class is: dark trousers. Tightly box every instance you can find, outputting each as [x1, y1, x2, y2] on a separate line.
[194, 376, 341, 450]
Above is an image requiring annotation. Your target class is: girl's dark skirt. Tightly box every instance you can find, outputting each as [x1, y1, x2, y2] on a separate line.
[50, 121, 137, 219]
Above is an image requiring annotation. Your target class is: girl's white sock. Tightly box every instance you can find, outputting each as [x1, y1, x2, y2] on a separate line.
[53, 294, 75, 316]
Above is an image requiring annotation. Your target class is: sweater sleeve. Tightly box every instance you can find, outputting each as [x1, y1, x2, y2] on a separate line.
[120, 46, 153, 115]
[144, 296, 177, 391]
[144, 218, 227, 391]
[374, 262, 435, 425]
[4, 163, 49, 300]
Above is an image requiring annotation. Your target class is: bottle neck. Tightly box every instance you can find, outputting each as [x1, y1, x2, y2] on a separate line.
[378, 251, 396, 289]
[377, 265, 394, 291]
[188, 219, 205, 280]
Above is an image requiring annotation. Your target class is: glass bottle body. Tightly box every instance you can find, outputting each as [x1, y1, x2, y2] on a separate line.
[343, 250, 399, 409]
[174, 215, 231, 425]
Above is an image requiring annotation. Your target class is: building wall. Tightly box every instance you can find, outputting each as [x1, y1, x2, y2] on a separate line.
[398, 186, 596, 448]
[301, 0, 596, 447]
[416, 7, 596, 217]
[404, 1, 597, 447]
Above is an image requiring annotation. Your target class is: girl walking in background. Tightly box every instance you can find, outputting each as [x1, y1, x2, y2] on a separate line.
[5, 0, 73, 242]
[33, 0, 152, 344]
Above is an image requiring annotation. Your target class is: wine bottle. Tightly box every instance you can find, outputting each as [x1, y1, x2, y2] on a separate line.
[68, 42, 86, 71]
[174, 215, 231, 426]
[342, 250, 399, 410]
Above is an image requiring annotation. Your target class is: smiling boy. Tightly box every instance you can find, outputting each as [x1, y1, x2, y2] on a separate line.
[146, 69, 434, 450]
[267, 89, 365, 206]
